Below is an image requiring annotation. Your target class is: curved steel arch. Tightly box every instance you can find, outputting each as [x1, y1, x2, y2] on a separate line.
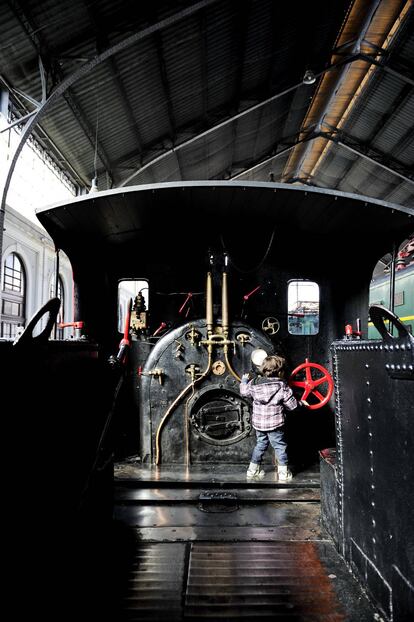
[0, 0, 219, 261]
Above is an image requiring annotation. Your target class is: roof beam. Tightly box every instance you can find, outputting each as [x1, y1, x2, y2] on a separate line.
[6, 0, 113, 186]
[151, 27, 177, 143]
[83, 0, 144, 160]
[322, 128, 414, 185]
[228, 0, 251, 176]
[231, 124, 414, 187]
[198, 9, 209, 126]
[0, 74, 86, 189]
[359, 52, 414, 87]
[231, 129, 317, 180]
[1, 0, 221, 230]
[287, 0, 413, 184]
[62, 91, 114, 184]
[117, 56, 357, 187]
[332, 83, 414, 190]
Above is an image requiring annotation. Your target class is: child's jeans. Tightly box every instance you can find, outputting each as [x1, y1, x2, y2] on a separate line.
[251, 427, 288, 465]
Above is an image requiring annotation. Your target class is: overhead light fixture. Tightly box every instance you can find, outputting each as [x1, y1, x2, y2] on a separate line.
[303, 69, 316, 85]
[89, 176, 98, 193]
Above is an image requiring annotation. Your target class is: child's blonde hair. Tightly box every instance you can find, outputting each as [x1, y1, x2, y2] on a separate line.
[260, 355, 286, 378]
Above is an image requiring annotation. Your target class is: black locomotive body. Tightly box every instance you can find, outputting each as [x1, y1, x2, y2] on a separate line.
[3, 182, 413, 620]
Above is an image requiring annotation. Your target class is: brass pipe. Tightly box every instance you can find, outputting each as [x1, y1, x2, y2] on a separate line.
[224, 343, 241, 381]
[155, 346, 212, 465]
[222, 271, 229, 336]
[206, 271, 213, 336]
[184, 383, 196, 468]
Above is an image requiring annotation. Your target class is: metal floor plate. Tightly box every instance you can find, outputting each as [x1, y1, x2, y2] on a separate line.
[110, 462, 379, 620]
[114, 462, 320, 488]
[116, 540, 379, 621]
[114, 502, 324, 541]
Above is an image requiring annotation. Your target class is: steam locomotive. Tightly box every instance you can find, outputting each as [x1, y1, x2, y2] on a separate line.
[3, 181, 413, 620]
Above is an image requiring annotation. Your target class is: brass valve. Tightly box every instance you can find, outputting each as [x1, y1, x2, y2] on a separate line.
[185, 364, 201, 382]
[236, 332, 251, 347]
[141, 367, 164, 385]
[185, 326, 201, 346]
[174, 340, 184, 359]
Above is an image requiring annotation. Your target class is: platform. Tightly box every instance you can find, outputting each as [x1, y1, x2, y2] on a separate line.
[92, 461, 384, 620]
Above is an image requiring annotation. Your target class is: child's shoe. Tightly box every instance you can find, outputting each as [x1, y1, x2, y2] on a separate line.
[246, 462, 265, 480]
[278, 465, 293, 481]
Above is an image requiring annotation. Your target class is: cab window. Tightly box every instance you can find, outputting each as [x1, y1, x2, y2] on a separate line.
[118, 279, 148, 333]
[288, 280, 319, 335]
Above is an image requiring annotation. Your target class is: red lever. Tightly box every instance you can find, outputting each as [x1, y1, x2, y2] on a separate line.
[243, 285, 261, 301]
[58, 321, 84, 329]
[153, 321, 167, 336]
[179, 293, 193, 314]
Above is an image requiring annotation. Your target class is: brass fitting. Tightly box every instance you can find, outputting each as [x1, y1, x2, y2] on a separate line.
[141, 367, 164, 385]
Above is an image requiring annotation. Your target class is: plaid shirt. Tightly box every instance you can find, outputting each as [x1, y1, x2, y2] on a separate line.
[240, 376, 299, 431]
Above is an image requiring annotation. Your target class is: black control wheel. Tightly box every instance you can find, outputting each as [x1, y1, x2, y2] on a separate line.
[369, 304, 410, 342]
[262, 316, 280, 335]
[13, 297, 61, 346]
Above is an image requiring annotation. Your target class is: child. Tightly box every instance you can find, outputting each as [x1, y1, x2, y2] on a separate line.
[240, 354, 307, 481]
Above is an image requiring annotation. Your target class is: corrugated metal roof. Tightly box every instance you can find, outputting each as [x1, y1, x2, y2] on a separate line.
[0, 0, 413, 209]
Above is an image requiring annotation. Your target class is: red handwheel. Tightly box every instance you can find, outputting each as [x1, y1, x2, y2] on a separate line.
[289, 358, 334, 410]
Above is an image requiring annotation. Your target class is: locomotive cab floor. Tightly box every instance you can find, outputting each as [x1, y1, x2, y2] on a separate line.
[114, 460, 321, 487]
[98, 460, 383, 620]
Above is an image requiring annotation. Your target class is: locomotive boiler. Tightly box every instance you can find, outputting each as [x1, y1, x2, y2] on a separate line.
[138, 269, 275, 466]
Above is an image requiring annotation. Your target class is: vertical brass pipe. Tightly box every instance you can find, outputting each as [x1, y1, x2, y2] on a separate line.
[206, 271, 213, 336]
[222, 271, 229, 336]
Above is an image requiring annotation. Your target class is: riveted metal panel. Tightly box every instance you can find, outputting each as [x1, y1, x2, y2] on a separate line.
[331, 335, 414, 618]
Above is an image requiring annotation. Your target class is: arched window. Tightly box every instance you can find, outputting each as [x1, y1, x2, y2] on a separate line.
[49, 276, 65, 339]
[1, 253, 26, 338]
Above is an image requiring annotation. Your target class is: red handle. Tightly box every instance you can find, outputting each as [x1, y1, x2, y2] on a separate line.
[289, 358, 334, 410]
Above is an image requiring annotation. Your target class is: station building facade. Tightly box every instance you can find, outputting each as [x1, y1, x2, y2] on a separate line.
[1, 204, 73, 340]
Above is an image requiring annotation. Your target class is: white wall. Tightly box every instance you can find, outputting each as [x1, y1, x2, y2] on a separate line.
[1, 205, 74, 339]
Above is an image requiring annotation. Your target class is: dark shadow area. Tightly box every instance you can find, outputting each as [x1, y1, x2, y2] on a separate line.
[286, 405, 336, 473]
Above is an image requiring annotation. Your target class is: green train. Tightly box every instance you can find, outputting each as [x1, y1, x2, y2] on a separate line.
[369, 262, 414, 338]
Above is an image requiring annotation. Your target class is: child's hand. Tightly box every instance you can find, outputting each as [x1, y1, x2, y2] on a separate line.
[241, 373, 250, 383]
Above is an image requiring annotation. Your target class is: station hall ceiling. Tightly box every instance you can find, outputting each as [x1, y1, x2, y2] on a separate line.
[0, 0, 413, 208]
